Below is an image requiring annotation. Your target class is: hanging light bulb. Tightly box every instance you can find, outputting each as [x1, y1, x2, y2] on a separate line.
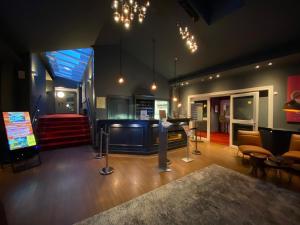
[138, 13, 144, 23]
[151, 82, 157, 91]
[173, 96, 178, 102]
[114, 11, 120, 22]
[130, 13, 134, 20]
[118, 77, 124, 84]
[142, 6, 147, 13]
[123, 3, 129, 14]
[177, 102, 182, 108]
[112, 1, 150, 29]
[112, 0, 119, 9]
[178, 24, 198, 53]
[124, 18, 130, 29]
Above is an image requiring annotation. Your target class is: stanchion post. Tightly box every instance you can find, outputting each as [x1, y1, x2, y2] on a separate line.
[192, 126, 201, 155]
[100, 128, 114, 175]
[95, 128, 104, 159]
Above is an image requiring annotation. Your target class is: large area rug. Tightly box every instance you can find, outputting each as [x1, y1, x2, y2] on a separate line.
[75, 165, 300, 225]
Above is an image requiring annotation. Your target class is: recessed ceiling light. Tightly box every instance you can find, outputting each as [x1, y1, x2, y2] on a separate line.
[216, 74, 220, 78]
[209, 76, 213, 80]
[255, 65, 260, 69]
[268, 62, 273, 66]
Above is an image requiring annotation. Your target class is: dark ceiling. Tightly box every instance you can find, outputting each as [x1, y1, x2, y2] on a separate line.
[1, 0, 300, 80]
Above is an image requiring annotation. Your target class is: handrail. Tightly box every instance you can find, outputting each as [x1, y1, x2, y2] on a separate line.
[32, 95, 42, 129]
[86, 97, 96, 146]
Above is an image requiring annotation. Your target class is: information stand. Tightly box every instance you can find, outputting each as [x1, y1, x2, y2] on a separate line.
[181, 125, 194, 163]
[158, 120, 172, 172]
[1, 112, 41, 172]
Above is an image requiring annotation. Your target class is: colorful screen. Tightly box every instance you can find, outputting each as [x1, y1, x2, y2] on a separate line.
[2, 112, 37, 150]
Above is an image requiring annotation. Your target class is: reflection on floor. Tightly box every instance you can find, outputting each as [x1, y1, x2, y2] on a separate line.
[196, 131, 230, 145]
[0, 142, 299, 225]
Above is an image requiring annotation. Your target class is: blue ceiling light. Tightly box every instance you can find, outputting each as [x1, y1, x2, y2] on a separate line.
[45, 48, 93, 82]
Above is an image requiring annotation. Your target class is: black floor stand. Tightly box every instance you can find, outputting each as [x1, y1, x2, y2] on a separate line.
[10, 146, 42, 173]
[192, 128, 201, 155]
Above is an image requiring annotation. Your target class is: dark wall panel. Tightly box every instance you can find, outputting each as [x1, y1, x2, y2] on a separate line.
[94, 45, 170, 119]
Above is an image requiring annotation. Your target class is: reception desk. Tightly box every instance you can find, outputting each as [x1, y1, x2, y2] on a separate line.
[97, 119, 188, 154]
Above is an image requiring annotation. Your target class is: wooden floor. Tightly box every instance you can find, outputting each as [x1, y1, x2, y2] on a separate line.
[1, 142, 299, 225]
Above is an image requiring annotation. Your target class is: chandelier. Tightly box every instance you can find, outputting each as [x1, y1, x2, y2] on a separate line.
[178, 25, 198, 53]
[112, 0, 150, 29]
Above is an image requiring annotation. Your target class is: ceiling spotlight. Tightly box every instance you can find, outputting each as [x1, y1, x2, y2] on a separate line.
[118, 77, 124, 84]
[173, 97, 178, 102]
[255, 65, 260, 69]
[216, 74, 220, 78]
[268, 62, 273, 66]
[209, 76, 213, 80]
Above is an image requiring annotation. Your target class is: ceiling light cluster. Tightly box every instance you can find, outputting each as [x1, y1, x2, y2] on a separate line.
[112, 0, 150, 29]
[178, 25, 198, 53]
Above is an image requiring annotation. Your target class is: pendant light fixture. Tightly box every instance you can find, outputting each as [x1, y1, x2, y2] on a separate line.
[151, 39, 157, 91]
[177, 76, 182, 108]
[172, 57, 178, 102]
[112, 0, 151, 30]
[117, 38, 125, 84]
[177, 24, 198, 53]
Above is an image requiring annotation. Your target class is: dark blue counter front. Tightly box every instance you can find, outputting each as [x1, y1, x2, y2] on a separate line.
[97, 119, 187, 154]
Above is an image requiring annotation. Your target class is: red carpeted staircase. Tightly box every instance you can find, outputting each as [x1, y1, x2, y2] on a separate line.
[37, 114, 91, 150]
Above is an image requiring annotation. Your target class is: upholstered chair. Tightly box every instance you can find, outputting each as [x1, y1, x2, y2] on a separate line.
[237, 130, 272, 157]
[282, 134, 300, 161]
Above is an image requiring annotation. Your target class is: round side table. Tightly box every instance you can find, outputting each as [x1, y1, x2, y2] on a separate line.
[250, 153, 268, 177]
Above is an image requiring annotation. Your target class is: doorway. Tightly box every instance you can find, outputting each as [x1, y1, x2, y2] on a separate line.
[54, 87, 79, 114]
[188, 86, 274, 147]
[210, 96, 230, 145]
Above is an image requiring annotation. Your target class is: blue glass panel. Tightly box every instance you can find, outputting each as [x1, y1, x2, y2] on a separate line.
[44, 48, 93, 82]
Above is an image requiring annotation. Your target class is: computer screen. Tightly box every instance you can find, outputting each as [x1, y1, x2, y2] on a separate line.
[2, 112, 37, 150]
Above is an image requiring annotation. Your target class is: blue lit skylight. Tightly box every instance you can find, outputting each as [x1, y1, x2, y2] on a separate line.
[45, 48, 93, 82]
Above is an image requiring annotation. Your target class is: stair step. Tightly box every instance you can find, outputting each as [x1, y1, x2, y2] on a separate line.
[37, 114, 91, 150]
[38, 128, 91, 138]
[37, 124, 90, 131]
[40, 138, 91, 150]
[39, 133, 91, 144]
[38, 120, 89, 126]
[39, 116, 88, 121]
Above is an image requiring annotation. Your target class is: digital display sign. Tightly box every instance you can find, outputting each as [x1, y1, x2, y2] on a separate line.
[2, 112, 37, 150]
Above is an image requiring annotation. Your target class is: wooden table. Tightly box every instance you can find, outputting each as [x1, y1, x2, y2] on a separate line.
[249, 153, 268, 177]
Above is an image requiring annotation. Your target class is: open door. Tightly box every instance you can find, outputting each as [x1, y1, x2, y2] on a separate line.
[230, 92, 259, 147]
